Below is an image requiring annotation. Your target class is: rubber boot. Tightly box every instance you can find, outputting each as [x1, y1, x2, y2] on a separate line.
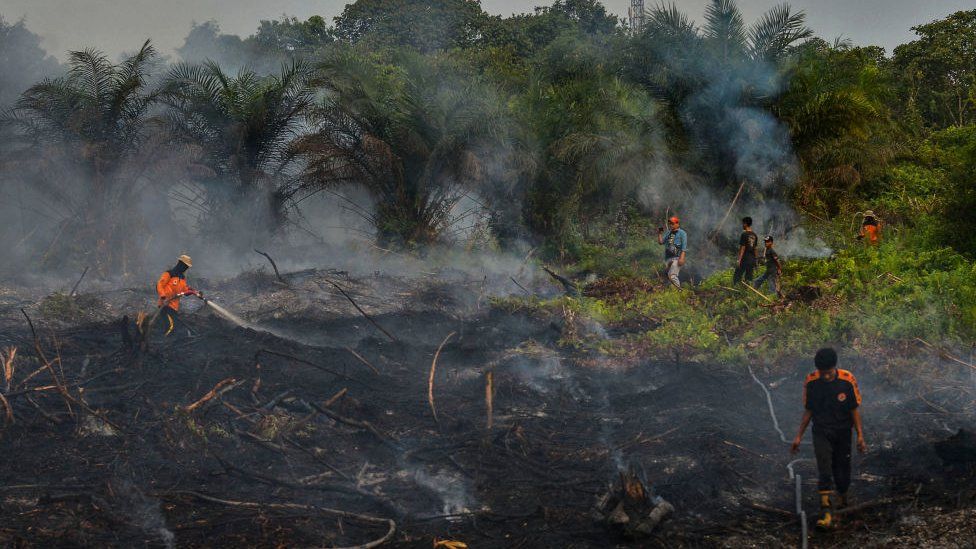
[816, 490, 833, 529]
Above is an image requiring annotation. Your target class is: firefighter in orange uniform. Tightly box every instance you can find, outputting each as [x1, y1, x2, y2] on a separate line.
[156, 254, 201, 335]
[791, 348, 867, 529]
[858, 210, 881, 245]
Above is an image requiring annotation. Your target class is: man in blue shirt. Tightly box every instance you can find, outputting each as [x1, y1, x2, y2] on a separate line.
[657, 216, 687, 288]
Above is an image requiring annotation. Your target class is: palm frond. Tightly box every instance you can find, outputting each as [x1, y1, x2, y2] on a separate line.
[748, 4, 813, 61]
[644, 3, 697, 39]
[703, 0, 747, 56]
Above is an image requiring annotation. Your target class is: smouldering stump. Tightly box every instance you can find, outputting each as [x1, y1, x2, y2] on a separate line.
[593, 463, 674, 539]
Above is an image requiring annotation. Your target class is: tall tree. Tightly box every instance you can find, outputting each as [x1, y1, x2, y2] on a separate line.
[629, 1, 813, 196]
[292, 49, 507, 246]
[333, 0, 490, 52]
[160, 60, 315, 244]
[775, 40, 895, 212]
[4, 41, 163, 272]
[516, 34, 663, 246]
[892, 10, 976, 128]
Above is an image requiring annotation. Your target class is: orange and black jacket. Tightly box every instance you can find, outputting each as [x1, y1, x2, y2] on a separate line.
[803, 369, 861, 433]
[860, 219, 880, 244]
[156, 270, 189, 311]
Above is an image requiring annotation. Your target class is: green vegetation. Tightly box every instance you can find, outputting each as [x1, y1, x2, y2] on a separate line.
[3, 1, 976, 356]
[507, 222, 976, 369]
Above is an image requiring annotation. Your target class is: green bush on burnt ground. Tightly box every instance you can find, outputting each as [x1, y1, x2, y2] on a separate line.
[497, 226, 976, 366]
[683, 233, 976, 362]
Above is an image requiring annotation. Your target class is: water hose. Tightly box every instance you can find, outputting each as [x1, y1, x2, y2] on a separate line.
[749, 364, 812, 548]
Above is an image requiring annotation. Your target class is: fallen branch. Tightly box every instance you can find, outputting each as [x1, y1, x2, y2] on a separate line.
[254, 249, 286, 284]
[876, 271, 903, 283]
[746, 501, 794, 519]
[542, 266, 578, 296]
[320, 280, 397, 342]
[708, 180, 746, 241]
[171, 490, 396, 549]
[345, 346, 380, 375]
[69, 266, 89, 297]
[26, 394, 61, 424]
[182, 378, 241, 413]
[325, 388, 348, 407]
[255, 348, 367, 387]
[428, 331, 456, 424]
[914, 338, 976, 371]
[741, 281, 774, 303]
[0, 392, 13, 426]
[510, 277, 532, 296]
[20, 309, 74, 417]
[306, 399, 399, 451]
[2, 347, 16, 393]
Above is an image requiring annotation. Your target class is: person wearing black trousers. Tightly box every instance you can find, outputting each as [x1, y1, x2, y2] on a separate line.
[733, 217, 758, 286]
[790, 348, 868, 529]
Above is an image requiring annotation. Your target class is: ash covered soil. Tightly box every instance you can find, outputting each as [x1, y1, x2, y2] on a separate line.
[0, 269, 974, 548]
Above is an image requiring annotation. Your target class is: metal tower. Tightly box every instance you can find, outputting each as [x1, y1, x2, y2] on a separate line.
[628, 0, 646, 34]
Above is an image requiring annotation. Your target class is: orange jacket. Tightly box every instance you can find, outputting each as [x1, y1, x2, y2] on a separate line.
[860, 224, 880, 245]
[157, 271, 189, 311]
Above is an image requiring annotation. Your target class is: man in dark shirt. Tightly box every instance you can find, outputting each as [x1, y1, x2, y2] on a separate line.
[753, 236, 782, 298]
[791, 348, 867, 529]
[733, 217, 758, 285]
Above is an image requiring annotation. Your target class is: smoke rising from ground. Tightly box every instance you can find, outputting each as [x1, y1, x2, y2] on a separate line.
[1, 4, 829, 292]
[0, 16, 61, 109]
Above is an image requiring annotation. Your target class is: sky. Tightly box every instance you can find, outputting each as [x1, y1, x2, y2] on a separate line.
[1, 0, 973, 60]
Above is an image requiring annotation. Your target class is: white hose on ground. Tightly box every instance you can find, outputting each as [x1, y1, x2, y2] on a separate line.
[747, 364, 789, 443]
[787, 458, 814, 481]
[747, 364, 812, 549]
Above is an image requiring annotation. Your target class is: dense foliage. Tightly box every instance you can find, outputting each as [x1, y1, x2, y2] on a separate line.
[2, 0, 976, 272]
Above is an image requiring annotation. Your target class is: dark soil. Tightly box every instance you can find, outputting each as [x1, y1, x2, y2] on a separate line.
[0, 270, 973, 547]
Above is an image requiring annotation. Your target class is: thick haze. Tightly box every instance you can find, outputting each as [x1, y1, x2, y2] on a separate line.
[1, 0, 973, 60]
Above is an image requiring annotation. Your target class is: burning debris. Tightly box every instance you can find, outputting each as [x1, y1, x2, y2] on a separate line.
[592, 464, 674, 540]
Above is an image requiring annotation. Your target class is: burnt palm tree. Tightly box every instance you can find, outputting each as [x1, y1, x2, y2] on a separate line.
[3, 40, 163, 272]
[159, 60, 314, 242]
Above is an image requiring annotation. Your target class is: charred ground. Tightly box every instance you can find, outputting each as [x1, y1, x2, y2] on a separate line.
[0, 269, 974, 548]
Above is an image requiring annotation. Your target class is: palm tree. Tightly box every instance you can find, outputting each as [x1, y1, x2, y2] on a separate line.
[515, 34, 667, 245]
[290, 49, 508, 247]
[629, 1, 814, 205]
[774, 40, 896, 212]
[3, 40, 162, 272]
[159, 60, 314, 243]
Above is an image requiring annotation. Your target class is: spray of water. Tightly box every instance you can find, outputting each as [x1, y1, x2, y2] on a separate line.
[201, 299, 326, 348]
[203, 300, 249, 328]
